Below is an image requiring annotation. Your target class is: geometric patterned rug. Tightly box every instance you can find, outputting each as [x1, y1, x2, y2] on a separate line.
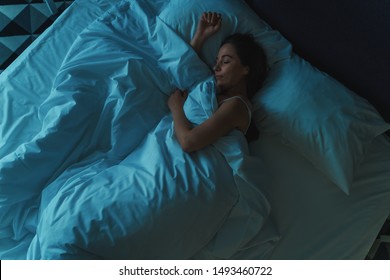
[0, 0, 74, 73]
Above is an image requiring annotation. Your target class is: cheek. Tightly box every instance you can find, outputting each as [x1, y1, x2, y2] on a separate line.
[228, 67, 246, 82]
[221, 65, 234, 77]
[225, 64, 245, 77]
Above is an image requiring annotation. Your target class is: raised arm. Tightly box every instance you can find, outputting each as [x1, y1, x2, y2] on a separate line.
[190, 12, 222, 55]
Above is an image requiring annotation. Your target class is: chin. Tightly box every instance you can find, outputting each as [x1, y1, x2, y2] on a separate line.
[215, 83, 222, 93]
[215, 82, 226, 92]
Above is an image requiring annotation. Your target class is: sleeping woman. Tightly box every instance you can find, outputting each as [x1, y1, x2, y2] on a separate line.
[22, 10, 276, 260]
[169, 12, 268, 150]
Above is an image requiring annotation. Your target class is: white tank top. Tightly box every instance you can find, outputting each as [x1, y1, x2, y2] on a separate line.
[219, 96, 252, 134]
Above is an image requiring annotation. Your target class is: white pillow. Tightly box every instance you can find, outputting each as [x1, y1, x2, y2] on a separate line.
[156, 0, 292, 68]
[253, 55, 390, 194]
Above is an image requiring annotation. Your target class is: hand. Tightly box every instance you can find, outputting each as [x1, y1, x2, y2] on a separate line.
[195, 12, 222, 41]
[168, 88, 188, 112]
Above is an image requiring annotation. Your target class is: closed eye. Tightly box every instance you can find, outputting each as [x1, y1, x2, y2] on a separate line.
[216, 54, 233, 65]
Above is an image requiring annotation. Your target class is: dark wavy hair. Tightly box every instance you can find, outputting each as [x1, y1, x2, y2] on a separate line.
[221, 33, 268, 99]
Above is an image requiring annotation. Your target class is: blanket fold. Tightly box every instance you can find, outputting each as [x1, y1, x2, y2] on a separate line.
[1, 0, 277, 259]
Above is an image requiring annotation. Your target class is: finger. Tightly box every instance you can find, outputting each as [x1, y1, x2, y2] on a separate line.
[177, 90, 184, 98]
[173, 88, 182, 96]
[210, 12, 216, 24]
[216, 16, 222, 27]
[172, 88, 181, 96]
[212, 13, 222, 25]
[206, 11, 213, 23]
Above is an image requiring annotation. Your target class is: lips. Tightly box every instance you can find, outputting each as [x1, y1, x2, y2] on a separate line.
[215, 75, 223, 80]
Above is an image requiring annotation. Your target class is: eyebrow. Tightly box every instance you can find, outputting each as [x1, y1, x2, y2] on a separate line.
[216, 54, 234, 60]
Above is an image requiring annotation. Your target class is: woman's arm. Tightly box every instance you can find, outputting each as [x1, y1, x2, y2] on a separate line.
[190, 12, 222, 54]
[168, 89, 248, 153]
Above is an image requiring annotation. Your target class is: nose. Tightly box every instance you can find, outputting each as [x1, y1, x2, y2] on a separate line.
[213, 62, 221, 72]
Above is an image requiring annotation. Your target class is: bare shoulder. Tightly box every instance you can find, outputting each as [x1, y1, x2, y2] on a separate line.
[218, 96, 251, 115]
[216, 97, 251, 132]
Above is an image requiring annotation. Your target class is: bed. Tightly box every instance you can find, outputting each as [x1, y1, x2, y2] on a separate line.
[0, 0, 389, 260]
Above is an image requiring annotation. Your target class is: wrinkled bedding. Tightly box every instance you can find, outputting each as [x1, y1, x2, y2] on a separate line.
[0, 0, 277, 259]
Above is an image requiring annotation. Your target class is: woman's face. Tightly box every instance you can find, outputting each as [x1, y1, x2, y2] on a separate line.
[214, 43, 249, 92]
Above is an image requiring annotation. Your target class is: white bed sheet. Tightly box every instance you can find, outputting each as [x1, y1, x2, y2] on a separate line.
[0, 0, 117, 160]
[0, 0, 117, 260]
[250, 134, 390, 259]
